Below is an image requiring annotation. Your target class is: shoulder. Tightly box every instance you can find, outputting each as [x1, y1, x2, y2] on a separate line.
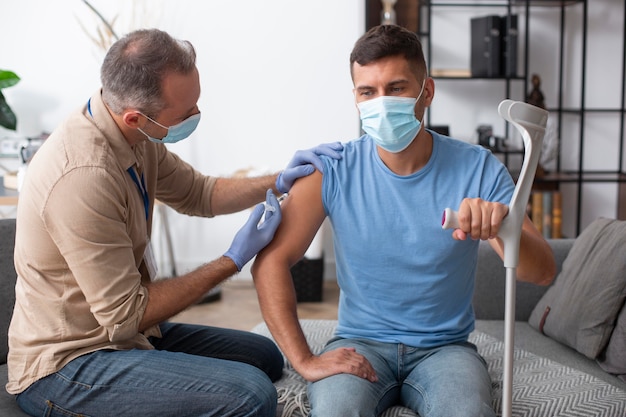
[431, 130, 490, 157]
[319, 136, 371, 169]
[430, 130, 502, 173]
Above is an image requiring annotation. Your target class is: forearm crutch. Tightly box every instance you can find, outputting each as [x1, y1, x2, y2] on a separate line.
[442, 100, 548, 417]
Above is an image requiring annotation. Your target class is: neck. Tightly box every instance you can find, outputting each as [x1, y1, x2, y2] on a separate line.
[109, 111, 148, 147]
[377, 129, 433, 176]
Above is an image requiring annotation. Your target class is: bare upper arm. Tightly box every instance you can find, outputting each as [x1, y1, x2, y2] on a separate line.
[254, 170, 327, 268]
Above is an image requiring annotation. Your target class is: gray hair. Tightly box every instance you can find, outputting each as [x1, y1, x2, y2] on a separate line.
[101, 29, 197, 116]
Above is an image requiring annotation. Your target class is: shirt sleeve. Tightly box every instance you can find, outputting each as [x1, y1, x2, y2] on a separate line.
[481, 151, 516, 205]
[149, 144, 217, 218]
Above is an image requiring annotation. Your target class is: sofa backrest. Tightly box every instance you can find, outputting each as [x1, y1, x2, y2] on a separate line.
[0, 218, 17, 365]
[473, 238, 574, 321]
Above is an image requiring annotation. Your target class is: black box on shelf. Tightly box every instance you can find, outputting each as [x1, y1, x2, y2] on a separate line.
[470, 15, 502, 77]
[290, 257, 324, 302]
[501, 14, 519, 77]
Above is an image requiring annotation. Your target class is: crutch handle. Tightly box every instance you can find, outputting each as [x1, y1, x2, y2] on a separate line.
[441, 100, 548, 268]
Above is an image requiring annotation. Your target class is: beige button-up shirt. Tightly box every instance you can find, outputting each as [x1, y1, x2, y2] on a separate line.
[7, 91, 216, 394]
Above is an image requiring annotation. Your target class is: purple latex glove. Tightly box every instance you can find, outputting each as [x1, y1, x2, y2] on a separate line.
[275, 142, 343, 193]
[224, 189, 282, 271]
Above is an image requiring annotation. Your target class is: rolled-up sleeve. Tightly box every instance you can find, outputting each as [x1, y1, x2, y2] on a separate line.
[110, 285, 151, 341]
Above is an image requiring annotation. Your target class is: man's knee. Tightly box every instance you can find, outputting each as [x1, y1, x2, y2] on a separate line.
[210, 368, 278, 417]
[244, 377, 278, 417]
[308, 374, 379, 417]
[250, 334, 284, 382]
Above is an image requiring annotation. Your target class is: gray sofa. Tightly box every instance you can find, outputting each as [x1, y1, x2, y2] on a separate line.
[2, 216, 626, 416]
[252, 227, 626, 416]
[0, 218, 27, 416]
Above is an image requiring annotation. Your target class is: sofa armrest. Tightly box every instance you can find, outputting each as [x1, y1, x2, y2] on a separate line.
[472, 238, 574, 321]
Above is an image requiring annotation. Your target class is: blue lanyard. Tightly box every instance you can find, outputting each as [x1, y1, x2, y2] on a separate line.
[127, 167, 149, 221]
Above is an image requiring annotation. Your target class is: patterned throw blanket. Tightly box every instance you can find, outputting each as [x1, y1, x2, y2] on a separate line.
[252, 320, 626, 417]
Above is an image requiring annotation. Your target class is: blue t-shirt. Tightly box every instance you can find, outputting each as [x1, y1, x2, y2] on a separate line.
[320, 131, 515, 348]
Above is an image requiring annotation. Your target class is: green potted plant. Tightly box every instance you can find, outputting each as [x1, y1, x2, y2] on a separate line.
[0, 70, 21, 131]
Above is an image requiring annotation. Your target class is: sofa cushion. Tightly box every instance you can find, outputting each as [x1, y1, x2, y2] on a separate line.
[529, 218, 626, 359]
[0, 218, 17, 364]
[473, 239, 573, 321]
[1, 365, 29, 416]
[597, 303, 626, 381]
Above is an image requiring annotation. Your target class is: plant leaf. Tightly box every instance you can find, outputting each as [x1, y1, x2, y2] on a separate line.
[0, 70, 20, 90]
[0, 90, 17, 130]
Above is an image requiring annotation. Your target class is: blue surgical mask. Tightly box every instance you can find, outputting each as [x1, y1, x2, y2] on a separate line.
[357, 80, 425, 153]
[138, 112, 201, 144]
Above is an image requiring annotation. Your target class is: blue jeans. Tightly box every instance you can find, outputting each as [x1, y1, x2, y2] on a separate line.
[16, 322, 284, 417]
[308, 337, 495, 417]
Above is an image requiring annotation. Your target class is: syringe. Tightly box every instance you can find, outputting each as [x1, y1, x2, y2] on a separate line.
[260, 193, 288, 225]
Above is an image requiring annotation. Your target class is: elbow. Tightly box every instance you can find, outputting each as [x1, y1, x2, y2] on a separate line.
[538, 246, 558, 286]
[251, 246, 297, 283]
[536, 263, 557, 286]
[543, 260, 557, 286]
[518, 251, 557, 286]
[514, 235, 557, 285]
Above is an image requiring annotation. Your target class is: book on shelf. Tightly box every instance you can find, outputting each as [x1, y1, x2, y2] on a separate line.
[532, 191, 543, 233]
[542, 191, 552, 239]
[529, 190, 562, 239]
[430, 68, 472, 77]
[552, 191, 562, 239]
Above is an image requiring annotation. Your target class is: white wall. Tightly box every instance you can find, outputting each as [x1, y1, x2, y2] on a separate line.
[1, 0, 364, 278]
[1, 0, 623, 277]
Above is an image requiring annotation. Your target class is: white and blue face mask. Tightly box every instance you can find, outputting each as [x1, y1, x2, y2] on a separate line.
[357, 80, 425, 153]
[138, 112, 201, 144]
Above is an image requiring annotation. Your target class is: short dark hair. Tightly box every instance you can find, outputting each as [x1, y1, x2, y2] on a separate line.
[101, 29, 197, 116]
[350, 25, 427, 81]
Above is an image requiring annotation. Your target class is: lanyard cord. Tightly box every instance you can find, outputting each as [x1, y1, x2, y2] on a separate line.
[127, 167, 150, 221]
[88, 98, 149, 221]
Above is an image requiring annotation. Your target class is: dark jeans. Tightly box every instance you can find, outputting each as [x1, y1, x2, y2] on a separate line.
[16, 322, 284, 417]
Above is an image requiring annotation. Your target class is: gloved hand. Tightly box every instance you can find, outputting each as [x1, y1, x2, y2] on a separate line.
[224, 189, 282, 271]
[275, 141, 343, 193]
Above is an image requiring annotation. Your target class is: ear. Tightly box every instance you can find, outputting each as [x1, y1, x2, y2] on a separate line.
[424, 77, 435, 107]
[122, 111, 144, 129]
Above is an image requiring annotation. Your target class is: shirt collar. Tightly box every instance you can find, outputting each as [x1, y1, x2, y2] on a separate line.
[85, 90, 145, 172]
